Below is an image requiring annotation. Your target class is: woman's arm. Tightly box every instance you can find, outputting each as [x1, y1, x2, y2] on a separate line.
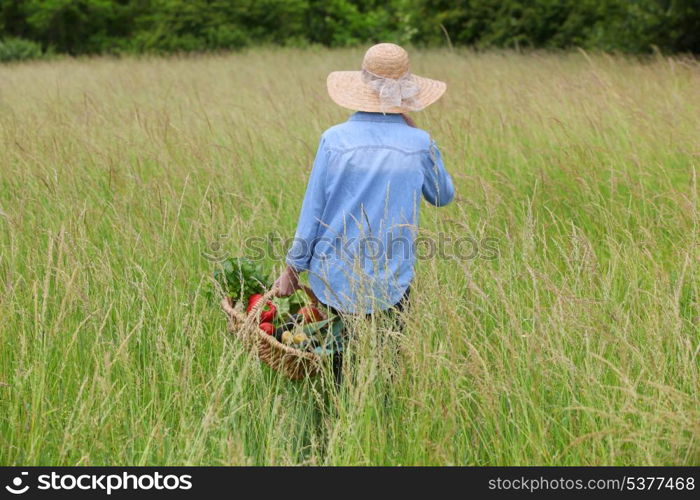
[274, 265, 301, 296]
[422, 139, 454, 207]
[274, 137, 328, 296]
[403, 113, 454, 206]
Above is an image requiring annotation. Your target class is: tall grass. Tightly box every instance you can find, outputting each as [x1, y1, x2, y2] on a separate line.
[0, 48, 698, 465]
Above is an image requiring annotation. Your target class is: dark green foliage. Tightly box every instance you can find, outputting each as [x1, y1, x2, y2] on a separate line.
[412, 0, 700, 53]
[1, 0, 138, 55]
[0, 37, 42, 61]
[0, 0, 698, 58]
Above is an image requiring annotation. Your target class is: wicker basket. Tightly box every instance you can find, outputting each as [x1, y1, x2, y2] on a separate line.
[220, 287, 323, 380]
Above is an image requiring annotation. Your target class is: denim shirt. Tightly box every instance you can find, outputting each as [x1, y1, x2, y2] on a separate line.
[287, 111, 454, 314]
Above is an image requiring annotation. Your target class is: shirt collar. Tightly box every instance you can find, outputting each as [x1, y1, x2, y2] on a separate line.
[348, 111, 406, 124]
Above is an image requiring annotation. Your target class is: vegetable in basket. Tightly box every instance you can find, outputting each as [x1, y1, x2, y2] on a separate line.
[298, 306, 324, 323]
[259, 322, 275, 335]
[269, 289, 307, 325]
[293, 332, 308, 344]
[247, 293, 277, 322]
[212, 257, 269, 303]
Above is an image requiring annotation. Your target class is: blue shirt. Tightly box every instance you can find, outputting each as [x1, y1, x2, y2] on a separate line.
[286, 111, 454, 314]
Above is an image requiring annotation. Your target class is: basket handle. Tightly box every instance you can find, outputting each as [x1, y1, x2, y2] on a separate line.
[247, 285, 319, 317]
[227, 284, 322, 333]
[220, 296, 246, 324]
[243, 288, 278, 329]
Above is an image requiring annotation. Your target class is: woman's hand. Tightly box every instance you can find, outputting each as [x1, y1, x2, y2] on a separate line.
[273, 265, 301, 297]
[401, 113, 417, 128]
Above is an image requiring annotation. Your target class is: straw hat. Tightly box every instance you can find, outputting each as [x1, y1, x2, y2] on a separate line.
[327, 43, 446, 114]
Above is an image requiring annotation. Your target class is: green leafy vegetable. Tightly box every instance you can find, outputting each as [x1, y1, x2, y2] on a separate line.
[271, 289, 308, 324]
[302, 318, 332, 335]
[211, 257, 269, 303]
[307, 316, 345, 355]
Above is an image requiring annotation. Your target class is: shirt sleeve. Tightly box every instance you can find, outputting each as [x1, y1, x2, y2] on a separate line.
[286, 137, 328, 272]
[421, 139, 454, 207]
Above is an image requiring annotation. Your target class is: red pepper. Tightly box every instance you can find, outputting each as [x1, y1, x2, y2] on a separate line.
[246, 294, 264, 313]
[259, 322, 274, 335]
[260, 303, 277, 323]
[298, 306, 324, 323]
[247, 294, 277, 323]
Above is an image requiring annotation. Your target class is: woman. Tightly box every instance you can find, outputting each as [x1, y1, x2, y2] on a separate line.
[274, 43, 454, 381]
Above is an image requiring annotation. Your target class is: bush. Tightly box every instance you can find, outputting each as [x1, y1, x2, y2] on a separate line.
[0, 38, 42, 62]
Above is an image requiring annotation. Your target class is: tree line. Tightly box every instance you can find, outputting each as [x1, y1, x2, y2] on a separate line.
[0, 0, 698, 61]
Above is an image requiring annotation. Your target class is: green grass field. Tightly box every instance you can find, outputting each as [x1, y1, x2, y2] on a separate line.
[0, 48, 698, 465]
